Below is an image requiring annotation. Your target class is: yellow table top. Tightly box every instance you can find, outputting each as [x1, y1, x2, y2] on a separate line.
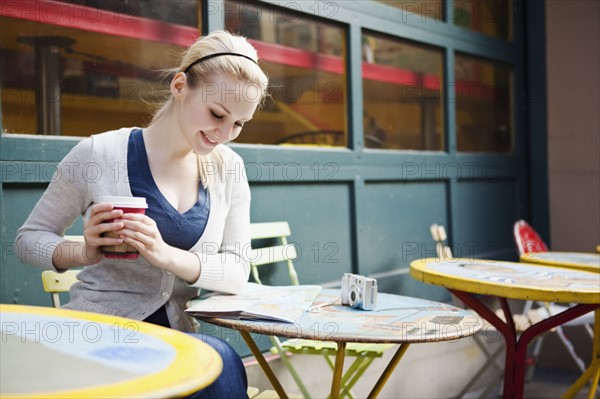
[410, 258, 600, 303]
[520, 251, 600, 273]
[0, 304, 222, 398]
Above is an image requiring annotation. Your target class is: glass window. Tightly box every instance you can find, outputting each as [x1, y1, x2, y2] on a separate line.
[362, 31, 444, 150]
[1, 0, 198, 136]
[454, 53, 513, 153]
[61, 0, 200, 26]
[225, 0, 348, 147]
[453, 0, 512, 40]
[375, 0, 444, 21]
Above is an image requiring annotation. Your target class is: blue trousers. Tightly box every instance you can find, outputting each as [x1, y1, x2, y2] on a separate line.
[185, 333, 249, 399]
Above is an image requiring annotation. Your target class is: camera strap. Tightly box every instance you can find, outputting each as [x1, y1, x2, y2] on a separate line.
[309, 296, 340, 313]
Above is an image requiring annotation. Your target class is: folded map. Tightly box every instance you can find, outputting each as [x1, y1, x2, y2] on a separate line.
[186, 283, 322, 323]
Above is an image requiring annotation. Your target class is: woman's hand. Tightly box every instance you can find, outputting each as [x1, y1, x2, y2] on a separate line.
[82, 203, 125, 262]
[116, 213, 201, 282]
[116, 213, 171, 268]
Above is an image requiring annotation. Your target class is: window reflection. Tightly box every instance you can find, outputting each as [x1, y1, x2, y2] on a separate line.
[225, 0, 348, 147]
[455, 53, 513, 153]
[375, 0, 444, 21]
[61, 0, 199, 27]
[453, 0, 512, 40]
[1, 0, 197, 136]
[362, 31, 444, 150]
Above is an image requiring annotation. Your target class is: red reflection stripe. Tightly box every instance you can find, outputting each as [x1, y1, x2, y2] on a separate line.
[0, 0, 199, 46]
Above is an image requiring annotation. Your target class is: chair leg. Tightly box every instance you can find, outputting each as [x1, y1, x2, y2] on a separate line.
[524, 336, 542, 382]
[561, 310, 600, 399]
[479, 374, 503, 399]
[335, 356, 365, 398]
[339, 357, 376, 398]
[588, 368, 600, 399]
[270, 337, 312, 398]
[324, 354, 364, 399]
[323, 353, 380, 399]
[585, 323, 594, 339]
[554, 326, 587, 373]
[474, 334, 504, 373]
[455, 335, 504, 398]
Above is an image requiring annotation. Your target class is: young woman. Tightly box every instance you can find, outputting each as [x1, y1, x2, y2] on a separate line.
[15, 30, 269, 399]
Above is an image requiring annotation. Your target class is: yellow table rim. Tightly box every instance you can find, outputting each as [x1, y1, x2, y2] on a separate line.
[410, 258, 600, 303]
[0, 304, 223, 399]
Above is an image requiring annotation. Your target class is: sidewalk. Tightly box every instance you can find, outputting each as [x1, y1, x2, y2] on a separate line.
[524, 367, 593, 399]
[244, 336, 596, 398]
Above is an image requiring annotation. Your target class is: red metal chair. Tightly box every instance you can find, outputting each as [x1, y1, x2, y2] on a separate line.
[513, 220, 593, 378]
[513, 219, 549, 254]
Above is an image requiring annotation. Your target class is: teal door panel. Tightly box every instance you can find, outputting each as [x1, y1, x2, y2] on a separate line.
[3, 184, 53, 306]
[359, 181, 448, 277]
[249, 182, 353, 286]
[453, 181, 518, 261]
[2, 183, 86, 305]
[377, 274, 450, 303]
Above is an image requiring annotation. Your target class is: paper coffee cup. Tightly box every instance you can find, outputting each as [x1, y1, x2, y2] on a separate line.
[99, 196, 148, 259]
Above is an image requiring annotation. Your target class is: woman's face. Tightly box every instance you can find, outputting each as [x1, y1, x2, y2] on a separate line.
[175, 72, 261, 155]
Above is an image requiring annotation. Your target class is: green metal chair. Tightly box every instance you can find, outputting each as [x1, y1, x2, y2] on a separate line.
[41, 269, 81, 308]
[249, 221, 393, 399]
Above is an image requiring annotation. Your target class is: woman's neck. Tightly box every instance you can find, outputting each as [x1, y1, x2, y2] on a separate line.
[143, 114, 192, 162]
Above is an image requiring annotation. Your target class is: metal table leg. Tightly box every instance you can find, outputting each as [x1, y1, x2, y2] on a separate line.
[367, 343, 410, 399]
[330, 342, 346, 399]
[450, 289, 599, 399]
[240, 331, 288, 399]
[562, 310, 600, 399]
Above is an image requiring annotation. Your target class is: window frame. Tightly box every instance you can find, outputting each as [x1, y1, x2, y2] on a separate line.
[208, 0, 524, 168]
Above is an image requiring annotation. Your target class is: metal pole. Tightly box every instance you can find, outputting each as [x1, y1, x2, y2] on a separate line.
[17, 36, 74, 135]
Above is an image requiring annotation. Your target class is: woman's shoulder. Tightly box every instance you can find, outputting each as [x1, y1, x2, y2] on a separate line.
[90, 127, 137, 144]
[210, 145, 249, 192]
[87, 127, 138, 162]
[216, 144, 245, 164]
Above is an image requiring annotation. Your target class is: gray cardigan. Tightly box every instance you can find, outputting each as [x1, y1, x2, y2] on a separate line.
[15, 128, 251, 332]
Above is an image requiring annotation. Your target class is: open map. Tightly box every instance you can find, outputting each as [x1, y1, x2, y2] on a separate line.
[186, 283, 322, 323]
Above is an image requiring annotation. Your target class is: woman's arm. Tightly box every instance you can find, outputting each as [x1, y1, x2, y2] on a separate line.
[188, 152, 251, 294]
[52, 204, 127, 270]
[14, 139, 125, 271]
[15, 139, 94, 271]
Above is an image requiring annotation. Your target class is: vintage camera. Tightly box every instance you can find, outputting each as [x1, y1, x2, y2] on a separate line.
[340, 273, 378, 311]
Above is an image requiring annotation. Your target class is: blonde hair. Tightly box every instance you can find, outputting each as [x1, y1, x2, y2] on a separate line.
[150, 30, 269, 187]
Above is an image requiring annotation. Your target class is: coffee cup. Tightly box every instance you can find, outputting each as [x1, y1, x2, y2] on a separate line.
[99, 196, 148, 259]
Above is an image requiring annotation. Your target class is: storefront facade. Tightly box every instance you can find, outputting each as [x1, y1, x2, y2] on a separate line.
[1, 0, 547, 353]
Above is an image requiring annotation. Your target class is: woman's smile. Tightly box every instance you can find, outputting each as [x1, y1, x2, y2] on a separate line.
[201, 130, 219, 145]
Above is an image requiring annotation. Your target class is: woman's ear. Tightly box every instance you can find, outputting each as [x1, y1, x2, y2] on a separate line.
[171, 72, 187, 99]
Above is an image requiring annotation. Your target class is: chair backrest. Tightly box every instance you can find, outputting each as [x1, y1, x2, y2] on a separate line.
[430, 223, 453, 258]
[40, 235, 83, 307]
[41, 270, 80, 308]
[249, 222, 299, 286]
[513, 219, 549, 255]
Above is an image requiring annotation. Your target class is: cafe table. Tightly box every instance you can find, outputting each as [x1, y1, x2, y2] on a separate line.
[0, 304, 222, 398]
[410, 258, 600, 399]
[194, 288, 483, 399]
[520, 251, 600, 398]
[520, 251, 600, 273]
